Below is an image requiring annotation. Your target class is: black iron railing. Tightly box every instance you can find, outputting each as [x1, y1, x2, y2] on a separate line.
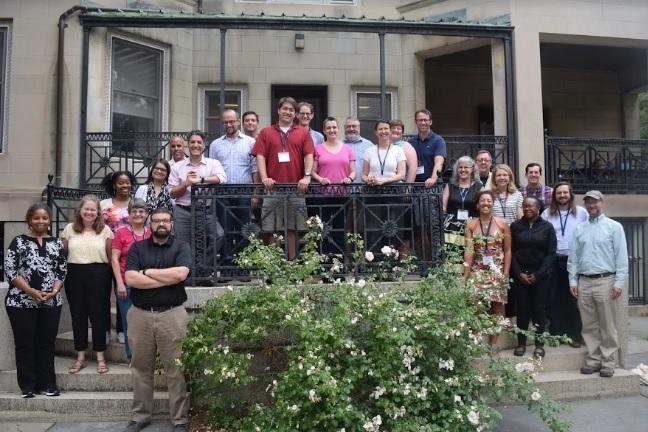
[545, 134, 648, 194]
[44, 176, 109, 236]
[190, 183, 444, 284]
[82, 132, 508, 188]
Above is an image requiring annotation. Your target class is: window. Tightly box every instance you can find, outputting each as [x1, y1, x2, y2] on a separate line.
[352, 90, 396, 136]
[0, 26, 9, 153]
[199, 86, 246, 135]
[237, 0, 355, 4]
[111, 38, 163, 138]
[204, 90, 242, 134]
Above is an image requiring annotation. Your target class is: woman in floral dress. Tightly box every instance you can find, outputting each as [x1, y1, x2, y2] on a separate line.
[464, 190, 511, 345]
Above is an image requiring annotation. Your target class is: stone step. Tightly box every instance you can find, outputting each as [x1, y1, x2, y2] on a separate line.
[534, 368, 640, 401]
[475, 344, 587, 373]
[0, 357, 166, 393]
[55, 331, 129, 364]
[0, 391, 169, 416]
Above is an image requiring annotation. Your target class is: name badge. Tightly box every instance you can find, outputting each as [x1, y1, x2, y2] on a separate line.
[278, 152, 290, 163]
[482, 255, 494, 266]
[416, 165, 425, 175]
[457, 210, 469, 221]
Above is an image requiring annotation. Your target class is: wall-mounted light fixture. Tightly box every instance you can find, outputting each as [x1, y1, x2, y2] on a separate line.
[295, 33, 305, 50]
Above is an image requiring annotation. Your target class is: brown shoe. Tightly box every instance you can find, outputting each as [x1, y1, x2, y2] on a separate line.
[567, 339, 581, 348]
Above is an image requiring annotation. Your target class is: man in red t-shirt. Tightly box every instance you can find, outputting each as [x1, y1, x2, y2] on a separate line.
[251, 96, 315, 259]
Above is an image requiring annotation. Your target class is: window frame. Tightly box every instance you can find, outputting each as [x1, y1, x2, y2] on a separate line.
[351, 87, 398, 133]
[106, 33, 170, 133]
[0, 24, 11, 154]
[197, 85, 248, 134]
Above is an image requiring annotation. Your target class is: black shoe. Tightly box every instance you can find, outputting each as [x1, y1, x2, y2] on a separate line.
[20, 391, 35, 399]
[42, 387, 60, 397]
[123, 420, 151, 432]
[599, 367, 615, 378]
[580, 365, 601, 374]
[173, 424, 188, 431]
[533, 346, 545, 358]
[513, 345, 526, 356]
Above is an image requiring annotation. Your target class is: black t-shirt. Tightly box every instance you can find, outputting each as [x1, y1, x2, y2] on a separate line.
[125, 235, 192, 308]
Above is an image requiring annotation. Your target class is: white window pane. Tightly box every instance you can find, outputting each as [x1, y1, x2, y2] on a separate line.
[357, 93, 391, 136]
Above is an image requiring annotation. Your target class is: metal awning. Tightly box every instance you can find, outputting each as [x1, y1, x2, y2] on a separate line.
[79, 9, 513, 38]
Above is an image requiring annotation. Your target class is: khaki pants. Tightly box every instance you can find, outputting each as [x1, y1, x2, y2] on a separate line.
[577, 275, 619, 370]
[127, 306, 190, 425]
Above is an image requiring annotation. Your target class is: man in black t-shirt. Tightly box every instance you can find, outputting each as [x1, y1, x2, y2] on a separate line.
[124, 208, 192, 432]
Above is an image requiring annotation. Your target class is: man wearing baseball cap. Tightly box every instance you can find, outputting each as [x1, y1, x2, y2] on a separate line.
[567, 190, 628, 377]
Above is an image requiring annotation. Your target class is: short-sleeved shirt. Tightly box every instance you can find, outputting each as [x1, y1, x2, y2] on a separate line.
[409, 132, 447, 182]
[251, 124, 315, 183]
[61, 224, 113, 264]
[362, 145, 406, 180]
[112, 225, 151, 280]
[491, 191, 524, 225]
[168, 156, 228, 206]
[100, 198, 130, 233]
[309, 129, 325, 146]
[208, 132, 258, 184]
[314, 144, 355, 183]
[125, 235, 192, 308]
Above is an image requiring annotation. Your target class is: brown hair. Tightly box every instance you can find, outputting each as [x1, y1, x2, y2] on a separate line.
[548, 181, 577, 217]
[389, 119, 405, 134]
[277, 96, 297, 110]
[72, 195, 106, 234]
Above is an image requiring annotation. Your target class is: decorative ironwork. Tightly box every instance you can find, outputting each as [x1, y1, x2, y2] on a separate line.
[44, 176, 109, 236]
[190, 183, 444, 284]
[545, 134, 648, 194]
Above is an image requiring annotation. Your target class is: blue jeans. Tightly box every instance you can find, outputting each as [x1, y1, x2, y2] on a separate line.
[117, 287, 133, 360]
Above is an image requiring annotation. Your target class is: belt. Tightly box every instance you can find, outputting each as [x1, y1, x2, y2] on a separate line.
[136, 304, 179, 313]
[176, 204, 191, 212]
[579, 272, 615, 279]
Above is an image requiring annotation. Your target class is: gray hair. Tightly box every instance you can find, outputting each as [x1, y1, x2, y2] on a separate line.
[450, 156, 479, 185]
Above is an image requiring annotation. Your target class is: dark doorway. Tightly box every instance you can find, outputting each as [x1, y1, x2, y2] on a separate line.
[271, 85, 328, 134]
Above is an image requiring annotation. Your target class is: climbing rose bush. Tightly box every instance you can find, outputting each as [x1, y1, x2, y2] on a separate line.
[180, 218, 569, 431]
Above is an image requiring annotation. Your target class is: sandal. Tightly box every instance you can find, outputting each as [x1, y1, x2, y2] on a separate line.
[68, 359, 87, 374]
[533, 346, 546, 358]
[96, 359, 109, 375]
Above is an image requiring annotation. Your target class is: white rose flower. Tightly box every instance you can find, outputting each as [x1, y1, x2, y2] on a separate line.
[365, 251, 374, 262]
[531, 390, 542, 401]
[467, 409, 480, 425]
[357, 279, 367, 288]
[381, 245, 392, 256]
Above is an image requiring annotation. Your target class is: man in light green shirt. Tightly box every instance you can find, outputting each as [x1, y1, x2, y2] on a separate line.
[568, 190, 628, 377]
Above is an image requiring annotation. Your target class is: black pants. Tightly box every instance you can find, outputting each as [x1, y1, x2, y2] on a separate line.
[6, 305, 61, 393]
[515, 277, 547, 346]
[547, 256, 582, 340]
[66, 263, 111, 352]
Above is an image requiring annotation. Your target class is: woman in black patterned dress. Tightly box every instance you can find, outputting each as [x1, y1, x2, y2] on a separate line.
[134, 158, 173, 216]
[4, 203, 67, 398]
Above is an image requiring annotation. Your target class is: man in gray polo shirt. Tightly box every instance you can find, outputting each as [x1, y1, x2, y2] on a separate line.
[342, 116, 373, 183]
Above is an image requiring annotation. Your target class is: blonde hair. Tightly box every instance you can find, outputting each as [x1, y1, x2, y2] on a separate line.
[72, 195, 106, 234]
[489, 164, 517, 194]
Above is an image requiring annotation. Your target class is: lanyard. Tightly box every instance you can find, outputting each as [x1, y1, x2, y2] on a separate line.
[130, 226, 148, 243]
[498, 192, 508, 219]
[277, 126, 291, 151]
[377, 144, 392, 176]
[459, 186, 469, 210]
[558, 210, 569, 237]
[478, 217, 493, 254]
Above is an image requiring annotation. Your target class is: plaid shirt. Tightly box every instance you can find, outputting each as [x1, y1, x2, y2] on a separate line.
[208, 132, 257, 184]
[519, 184, 553, 208]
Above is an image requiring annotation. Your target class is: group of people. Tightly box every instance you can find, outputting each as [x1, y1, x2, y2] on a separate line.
[449, 154, 627, 378]
[2, 97, 629, 432]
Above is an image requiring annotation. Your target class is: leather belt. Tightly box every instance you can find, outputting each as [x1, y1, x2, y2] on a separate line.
[175, 204, 191, 212]
[136, 305, 179, 313]
[579, 272, 615, 279]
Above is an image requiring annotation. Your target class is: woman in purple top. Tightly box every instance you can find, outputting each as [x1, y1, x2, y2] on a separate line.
[312, 117, 356, 255]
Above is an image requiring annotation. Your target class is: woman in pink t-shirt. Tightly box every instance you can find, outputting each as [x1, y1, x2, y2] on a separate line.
[312, 117, 356, 255]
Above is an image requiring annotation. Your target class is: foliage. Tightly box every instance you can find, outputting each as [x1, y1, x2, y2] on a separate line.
[181, 218, 569, 431]
[640, 92, 648, 140]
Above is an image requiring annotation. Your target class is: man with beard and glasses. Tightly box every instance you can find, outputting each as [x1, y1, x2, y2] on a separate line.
[342, 116, 374, 183]
[123, 208, 192, 432]
[541, 182, 588, 348]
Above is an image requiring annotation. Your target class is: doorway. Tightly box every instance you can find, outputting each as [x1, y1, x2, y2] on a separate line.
[271, 85, 328, 135]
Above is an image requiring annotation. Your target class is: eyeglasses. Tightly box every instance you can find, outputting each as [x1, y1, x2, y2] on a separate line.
[151, 219, 172, 225]
[223, 120, 238, 125]
[152, 167, 167, 172]
[476, 158, 491, 163]
[130, 209, 147, 215]
[299, 112, 312, 116]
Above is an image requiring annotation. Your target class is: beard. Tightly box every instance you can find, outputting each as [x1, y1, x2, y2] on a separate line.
[153, 227, 170, 240]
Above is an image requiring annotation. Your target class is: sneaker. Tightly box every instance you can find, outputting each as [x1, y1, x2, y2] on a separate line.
[600, 367, 615, 378]
[43, 387, 60, 397]
[21, 391, 35, 399]
[580, 364, 601, 374]
[118, 332, 126, 344]
[123, 420, 151, 432]
[173, 424, 188, 431]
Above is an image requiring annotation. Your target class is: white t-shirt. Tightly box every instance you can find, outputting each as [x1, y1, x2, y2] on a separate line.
[362, 145, 406, 180]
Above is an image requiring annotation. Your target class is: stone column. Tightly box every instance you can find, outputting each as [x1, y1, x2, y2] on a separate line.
[512, 30, 545, 183]
[623, 91, 640, 140]
[0, 283, 16, 370]
[491, 38, 507, 136]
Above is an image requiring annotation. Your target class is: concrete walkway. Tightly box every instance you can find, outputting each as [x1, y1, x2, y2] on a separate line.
[3, 316, 647, 432]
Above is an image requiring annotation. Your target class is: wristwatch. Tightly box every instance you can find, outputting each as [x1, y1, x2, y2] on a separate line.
[200, 177, 205, 184]
[304, 172, 311, 177]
